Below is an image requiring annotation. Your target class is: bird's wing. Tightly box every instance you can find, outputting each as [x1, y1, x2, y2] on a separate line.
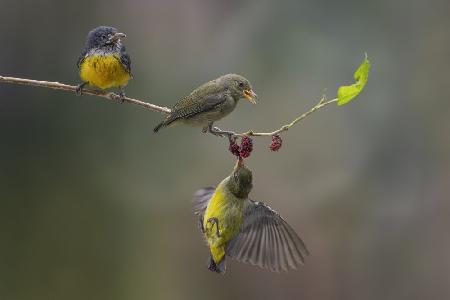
[193, 187, 215, 215]
[119, 45, 132, 76]
[226, 200, 309, 272]
[192, 187, 215, 232]
[166, 92, 228, 125]
[77, 48, 88, 69]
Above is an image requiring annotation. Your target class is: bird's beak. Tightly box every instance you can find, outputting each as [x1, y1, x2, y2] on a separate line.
[234, 157, 244, 170]
[243, 89, 258, 104]
[108, 32, 126, 43]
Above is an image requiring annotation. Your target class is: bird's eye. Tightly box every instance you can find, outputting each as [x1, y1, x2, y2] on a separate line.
[238, 81, 244, 88]
[102, 34, 107, 40]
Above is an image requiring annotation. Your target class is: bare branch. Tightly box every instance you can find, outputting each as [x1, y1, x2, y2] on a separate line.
[0, 75, 171, 114]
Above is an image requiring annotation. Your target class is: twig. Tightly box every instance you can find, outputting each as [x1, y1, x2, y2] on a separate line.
[0, 75, 171, 114]
[215, 95, 338, 138]
[1, 75, 337, 139]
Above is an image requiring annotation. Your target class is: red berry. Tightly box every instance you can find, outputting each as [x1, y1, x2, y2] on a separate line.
[239, 136, 253, 158]
[239, 150, 250, 158]
[229, 140, 240, 157]
[269, 134, 282, 151]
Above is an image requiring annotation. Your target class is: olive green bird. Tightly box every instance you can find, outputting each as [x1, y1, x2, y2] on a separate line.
[153, 74, 258, 135]
[193, 159, 308, 274]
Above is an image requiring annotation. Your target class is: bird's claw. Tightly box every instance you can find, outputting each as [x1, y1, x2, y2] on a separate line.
[208, 125, 235, 139]
[207, 125, 225, 137]
[207, 217, 221, 237]
[75, 82, 88, 96]
[118, 88, 126, 104]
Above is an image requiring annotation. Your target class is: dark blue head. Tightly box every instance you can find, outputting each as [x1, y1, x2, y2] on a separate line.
[84, 26, 126, 49]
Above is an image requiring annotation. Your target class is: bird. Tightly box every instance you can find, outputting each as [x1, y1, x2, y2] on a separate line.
[193, 158, 308, 274]
[76, 26, 132, 102]
[153, 74, 258, 135]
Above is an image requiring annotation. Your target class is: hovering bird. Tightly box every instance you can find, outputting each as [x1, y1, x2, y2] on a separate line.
[153, 74, 258, 135]
[76, 26, 132, 102]
[193, 159, 308, 274]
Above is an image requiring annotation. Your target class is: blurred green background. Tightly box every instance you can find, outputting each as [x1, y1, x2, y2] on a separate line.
[1, 0, 449, 299]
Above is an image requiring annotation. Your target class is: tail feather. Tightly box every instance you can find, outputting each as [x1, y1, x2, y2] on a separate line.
[153, 121, 166, 133]
[154, 115, 179, 133]
[208, 255, 226, 274]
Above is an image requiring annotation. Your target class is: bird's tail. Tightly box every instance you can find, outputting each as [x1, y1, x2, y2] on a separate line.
[153, 121, 166, 133]
[208, 255, 226, 274]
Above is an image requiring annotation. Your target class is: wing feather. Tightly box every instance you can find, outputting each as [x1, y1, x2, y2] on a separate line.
[166, 93, 228, 125]
[119, 45, 132, 76]
[77, 48, 88, 69]
[226, 200, 308, 272]
[192, 187, 215, 233]
[193, 187, 215, 215]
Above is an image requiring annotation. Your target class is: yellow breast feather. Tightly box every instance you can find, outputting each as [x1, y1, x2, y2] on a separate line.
[203, 181, 244, 264]
[79, 54, 130, 89]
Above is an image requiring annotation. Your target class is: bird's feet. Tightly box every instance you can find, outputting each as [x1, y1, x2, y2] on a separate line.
[75, 82, 88, 96]
[118, 87, 126, 104]
[209, 128, 225, 137]
[207, 217, 221, 237]
[207, 123, 236, 139]
[213, 126, 236, 137]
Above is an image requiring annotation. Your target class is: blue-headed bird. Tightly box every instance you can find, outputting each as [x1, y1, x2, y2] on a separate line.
[76, 26, 132, 102]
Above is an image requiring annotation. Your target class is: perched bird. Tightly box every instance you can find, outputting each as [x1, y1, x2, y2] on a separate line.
[153, 74, 258, 135]
[193, 159, 308, 274]
[76, 26, 132, 102]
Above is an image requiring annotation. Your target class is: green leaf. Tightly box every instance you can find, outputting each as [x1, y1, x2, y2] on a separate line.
[337, 54, 371, 106]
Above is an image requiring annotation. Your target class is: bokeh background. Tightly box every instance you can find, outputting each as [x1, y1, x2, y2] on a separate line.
[1, 0, 449, 299]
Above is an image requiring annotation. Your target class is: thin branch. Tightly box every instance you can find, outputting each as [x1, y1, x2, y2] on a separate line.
[216, 95, 338, 138]
[1, 75, 338, 139]
[0, 75, 171, 114]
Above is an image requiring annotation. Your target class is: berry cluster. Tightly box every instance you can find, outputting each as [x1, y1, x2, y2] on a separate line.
[239, 136, 253, 158]
[229, 136, 253, 158]
[269, 134, 283, 151]
[228, 140, 240, 157]
[228, 134, 283, 158]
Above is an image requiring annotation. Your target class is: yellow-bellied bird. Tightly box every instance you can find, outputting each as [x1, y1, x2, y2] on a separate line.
[76, 26, 132, 102]
[193, 159, 308, 274]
